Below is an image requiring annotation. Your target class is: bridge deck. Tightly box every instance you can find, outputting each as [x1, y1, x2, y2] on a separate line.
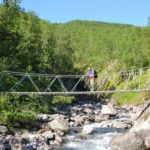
[1, 89, 150, 96]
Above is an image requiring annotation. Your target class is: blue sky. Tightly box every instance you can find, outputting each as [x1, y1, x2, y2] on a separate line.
[1, 0, 150, 26]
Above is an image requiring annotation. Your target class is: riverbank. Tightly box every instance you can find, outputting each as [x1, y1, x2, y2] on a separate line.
[0, 97, 150, 150]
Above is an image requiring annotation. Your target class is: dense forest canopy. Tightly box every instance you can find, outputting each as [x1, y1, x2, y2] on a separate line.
[0, 0, 150, 74]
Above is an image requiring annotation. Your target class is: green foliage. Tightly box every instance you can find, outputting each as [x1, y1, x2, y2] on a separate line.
[5, 111, 36, 129]
[52, 96, 75, 105]
[112, 71, 149, 106]
[0, 3, 150, 74]
[112, 92, 144, 106]
[0, 95, 52, 128]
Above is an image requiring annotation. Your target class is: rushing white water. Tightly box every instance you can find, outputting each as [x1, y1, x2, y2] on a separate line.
[56, 111, 130, 150]
[62, 132, 121, 150]
[57, 122, 125, 150]
[55, 109, 131, 150]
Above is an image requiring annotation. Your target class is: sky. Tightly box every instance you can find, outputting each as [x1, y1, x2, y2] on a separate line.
[1, 0, 150, 26]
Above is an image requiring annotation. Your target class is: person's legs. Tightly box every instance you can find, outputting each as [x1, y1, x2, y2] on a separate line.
[90, 78, 94, 91]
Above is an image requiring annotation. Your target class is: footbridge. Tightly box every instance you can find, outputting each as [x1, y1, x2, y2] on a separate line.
[0, 68, 150, 96]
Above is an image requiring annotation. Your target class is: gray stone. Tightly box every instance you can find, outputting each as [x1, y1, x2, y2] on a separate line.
[55, 135, 62, 143]
[94, 114, 108, 123]
[0, 126, 8, 134]
[49, 118, 69, 133]
[42, 131, 54, 140]
[82, 125, 95, 135]
[0, 139, 11, 150]
[70, 115, 84, 125]
[101, 105, 117, 116]
[145, 136, 150, 148]
[111, 132, 146, 150]
[82, 108, 93, 114]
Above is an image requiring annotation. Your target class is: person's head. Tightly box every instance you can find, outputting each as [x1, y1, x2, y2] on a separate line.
[88, 66, 92, 70]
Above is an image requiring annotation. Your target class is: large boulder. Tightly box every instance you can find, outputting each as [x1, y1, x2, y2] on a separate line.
[130, 115, 150, 132]
[49, 118, 69, 133]
[110, 132, 145, 150]
[100, 120, 131, 129]
[111, 129, 150, 150]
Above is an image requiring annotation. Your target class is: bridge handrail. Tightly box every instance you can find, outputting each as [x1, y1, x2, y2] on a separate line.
[1, 67, 150, 78]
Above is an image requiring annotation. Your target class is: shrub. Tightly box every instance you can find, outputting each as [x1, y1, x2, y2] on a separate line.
[0, 95, 51, 129]
[52, 96, 75, 105]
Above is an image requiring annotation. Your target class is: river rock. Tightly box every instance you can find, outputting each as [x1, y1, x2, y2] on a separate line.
[9, 133, 22, 150]
[101, 105, 117, 116]
[130, 116, 150, 132]
[42, 131, 54, 140]
[54, 135, 62, 143]
[110, 132, 145, 150]
[38, 114, 53, 122]
[70, 115, 85, 125]
[82, 107, 93, 114]
[99, 120, 127, 129]
[94, 114, 109, 123]
[0, 125, 8, 134]
[0, 138, 11, 150]
[49, 118, 69, 133]
[53, 140, 62, 146]
[145, 136, 150, 148]
[81, 125, 95, 135]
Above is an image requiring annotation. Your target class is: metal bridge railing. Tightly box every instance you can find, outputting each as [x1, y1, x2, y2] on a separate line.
[0, 68, 150, 95]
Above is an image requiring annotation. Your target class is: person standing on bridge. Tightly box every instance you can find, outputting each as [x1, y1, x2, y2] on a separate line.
[85, 66, 95, 91]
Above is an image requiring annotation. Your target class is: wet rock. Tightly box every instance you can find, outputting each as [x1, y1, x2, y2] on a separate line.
[0, 138, 11, 150]
[70, 115, 85, 125]
[81, 125, 94, 135]
[22, 145, 36, 150]
[21, 138, 30, 145]
[94, 114, 109, 123]
[82, 107, 93, 114]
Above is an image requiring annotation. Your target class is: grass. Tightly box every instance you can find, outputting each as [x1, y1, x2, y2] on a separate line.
[52, 96, 75, 105]
[111, 71, 149, 106]
[112, 92, 144, 106]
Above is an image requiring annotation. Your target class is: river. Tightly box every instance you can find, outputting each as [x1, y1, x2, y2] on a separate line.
[55, 108, 131, 150]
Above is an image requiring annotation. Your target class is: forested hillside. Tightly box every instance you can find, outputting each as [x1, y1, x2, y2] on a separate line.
[0, 1, 150, 74]
[59, 20, 150, 72]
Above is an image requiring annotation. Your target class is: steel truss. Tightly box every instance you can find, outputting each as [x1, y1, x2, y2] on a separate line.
[0, 68, 150, 95]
